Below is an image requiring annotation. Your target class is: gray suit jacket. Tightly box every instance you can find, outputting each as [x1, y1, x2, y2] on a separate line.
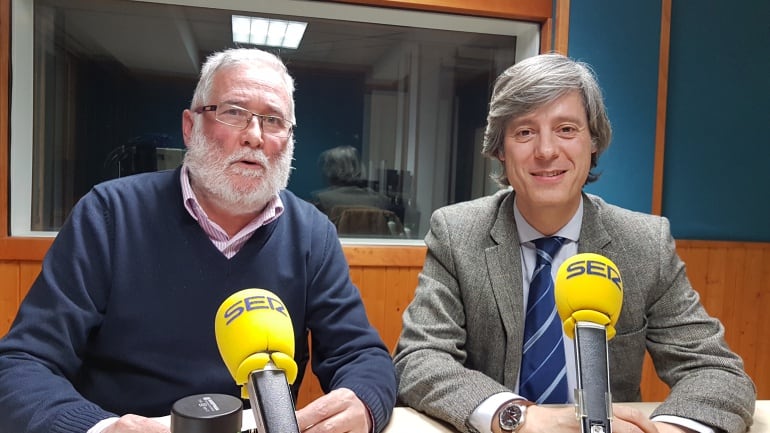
[393, 191, 755, 433]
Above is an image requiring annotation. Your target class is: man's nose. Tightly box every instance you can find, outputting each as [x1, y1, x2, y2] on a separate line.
[534, 132, 558, 159]
[241, 115, 264, 148]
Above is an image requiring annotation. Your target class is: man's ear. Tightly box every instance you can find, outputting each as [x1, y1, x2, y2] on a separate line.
[182, 109, 194, 148]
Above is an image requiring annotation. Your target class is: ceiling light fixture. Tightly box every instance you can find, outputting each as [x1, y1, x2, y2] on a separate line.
[231, 15, 307, 49]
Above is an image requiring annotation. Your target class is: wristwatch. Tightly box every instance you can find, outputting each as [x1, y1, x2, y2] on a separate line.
[498, 399, 534, 432]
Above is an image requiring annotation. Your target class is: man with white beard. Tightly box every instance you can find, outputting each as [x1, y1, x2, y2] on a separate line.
[0, 48, 396, 433]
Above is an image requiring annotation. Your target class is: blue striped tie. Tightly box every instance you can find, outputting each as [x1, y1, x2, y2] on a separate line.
[519, 236, 569, 404]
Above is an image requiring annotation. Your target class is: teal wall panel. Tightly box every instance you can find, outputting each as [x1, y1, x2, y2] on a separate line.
[662, 0, 770, 241]
[568, 0, 662, 214]
[567, 0, 770, 241]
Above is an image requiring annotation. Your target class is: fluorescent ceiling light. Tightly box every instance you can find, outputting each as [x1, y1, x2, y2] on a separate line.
[231, 16, 251, 44]
[283, 22, 308, 49]
[266, 20, 288, 47]
[231, 15, 307, 49]
[249, 18, 269, 45]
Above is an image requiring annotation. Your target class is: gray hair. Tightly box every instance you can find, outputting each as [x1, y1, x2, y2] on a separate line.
[190, 48, 296, 123]
[481, 53, 612, 186]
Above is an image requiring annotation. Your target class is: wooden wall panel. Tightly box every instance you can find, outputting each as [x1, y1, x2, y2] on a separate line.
[19, 262, 41, 299]
[0, 261, 41, 335]
[331, 0, 551, 21]
[651, 0, 672, 216]
[296, 260, 423, 409]
[0, 261, 20, 335]
[356, 266, 420, 350]
[757, 248, 770, 393]
[639, 241, 770, 401]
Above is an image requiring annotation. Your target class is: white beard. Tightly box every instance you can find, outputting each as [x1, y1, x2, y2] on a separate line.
[184, 122, 294, 216]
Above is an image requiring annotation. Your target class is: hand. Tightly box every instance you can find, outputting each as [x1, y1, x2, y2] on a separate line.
[515, 405, 583, 433]
[296, 388, 371, 433]
[102, 414, 169, 433]
[610, 405, 660, 433]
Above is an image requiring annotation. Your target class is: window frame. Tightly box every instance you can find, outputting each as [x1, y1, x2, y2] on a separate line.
[1, 0, 551, 255]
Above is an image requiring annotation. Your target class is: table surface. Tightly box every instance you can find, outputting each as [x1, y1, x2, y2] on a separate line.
[382, 401, 770, 433]
[154, 400, 770, 432]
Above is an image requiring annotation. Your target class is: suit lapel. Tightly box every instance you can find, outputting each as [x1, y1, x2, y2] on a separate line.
[578, 194, 612, 254]
[485, 191, 525, 387]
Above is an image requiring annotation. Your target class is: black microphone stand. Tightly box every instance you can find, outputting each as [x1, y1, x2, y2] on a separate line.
[574, 322, 613, 433]
[247, 360, 301, 433]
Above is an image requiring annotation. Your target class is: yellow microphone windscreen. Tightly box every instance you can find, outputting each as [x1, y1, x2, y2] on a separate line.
[215, 288, 298, 398]
[554, 253, 623, 340]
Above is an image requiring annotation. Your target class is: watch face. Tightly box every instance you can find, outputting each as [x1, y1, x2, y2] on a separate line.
[499, 404, 523, 430]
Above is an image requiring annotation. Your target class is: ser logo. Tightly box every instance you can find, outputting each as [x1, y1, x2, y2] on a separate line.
[223, 295, 288, 325]
[565, 259, 622, 291]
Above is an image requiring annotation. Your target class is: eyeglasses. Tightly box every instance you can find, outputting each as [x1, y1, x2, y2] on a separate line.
[194, 104, 295, 138]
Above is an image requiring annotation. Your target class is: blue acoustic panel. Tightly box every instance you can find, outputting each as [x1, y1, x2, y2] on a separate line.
[663, 0, 770, 241]
[569, 0, 663, 215]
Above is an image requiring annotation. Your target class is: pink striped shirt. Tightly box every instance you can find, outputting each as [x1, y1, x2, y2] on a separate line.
[180, 166, 283, 259]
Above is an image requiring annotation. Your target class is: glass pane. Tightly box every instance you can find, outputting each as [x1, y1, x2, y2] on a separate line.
[13, 0, 534, 240]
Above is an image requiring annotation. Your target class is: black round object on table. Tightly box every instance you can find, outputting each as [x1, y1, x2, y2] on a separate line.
[170, 393, 243, 433]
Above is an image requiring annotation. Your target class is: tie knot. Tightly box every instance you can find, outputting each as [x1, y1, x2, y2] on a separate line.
[533, 236, 565, 266]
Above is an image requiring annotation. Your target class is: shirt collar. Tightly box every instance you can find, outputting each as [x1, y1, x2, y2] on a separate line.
[513, 195, 583, 244]
[180, 165, 284, 235]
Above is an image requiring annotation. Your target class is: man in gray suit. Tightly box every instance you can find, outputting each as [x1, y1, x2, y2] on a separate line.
[393, 54, 755, 433]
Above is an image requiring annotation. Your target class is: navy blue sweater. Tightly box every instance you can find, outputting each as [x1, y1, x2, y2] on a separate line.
[0, 168, 396, 433]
